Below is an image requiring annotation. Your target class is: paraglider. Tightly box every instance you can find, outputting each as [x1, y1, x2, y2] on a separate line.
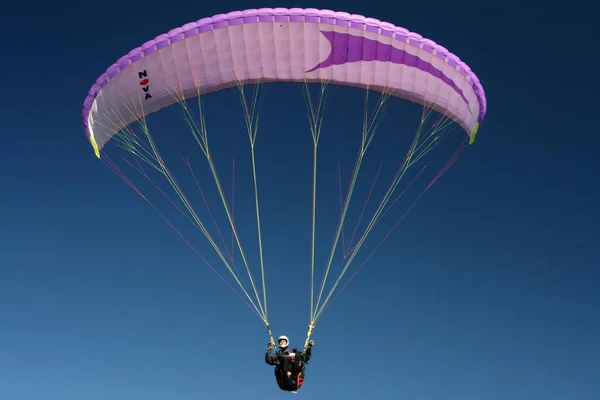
[80, 7, 487, 392]
[265, 335, 314, 393]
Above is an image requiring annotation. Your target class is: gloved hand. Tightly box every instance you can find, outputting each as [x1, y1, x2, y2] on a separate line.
[308, 340, 315, 347]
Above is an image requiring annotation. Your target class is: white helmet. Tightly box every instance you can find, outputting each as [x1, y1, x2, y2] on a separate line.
[277, 335, 289, 350]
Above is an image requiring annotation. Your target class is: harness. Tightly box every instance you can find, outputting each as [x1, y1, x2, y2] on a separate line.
[274, 352, 306, 392]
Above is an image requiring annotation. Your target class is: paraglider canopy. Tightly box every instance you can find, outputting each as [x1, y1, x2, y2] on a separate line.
[82, 7, 486, 158]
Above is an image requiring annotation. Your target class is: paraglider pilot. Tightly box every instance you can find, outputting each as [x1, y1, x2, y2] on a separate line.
[265, 335, 314, 392]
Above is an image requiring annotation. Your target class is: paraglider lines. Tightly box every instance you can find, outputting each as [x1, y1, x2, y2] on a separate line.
[174, 85, 269, 323]
[95, 71, 468, 344]
[314, 138, 468, 322]
[96, 77, 275, 325]
[235, 79, 270, 322]
[308, 93, 458, 325]
[302, 78, 329, 322]
[310, 87, 392, 325]
[100, 153, 264, 321]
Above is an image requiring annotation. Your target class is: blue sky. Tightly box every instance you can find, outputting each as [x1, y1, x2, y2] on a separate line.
[1, 0, 599, 399]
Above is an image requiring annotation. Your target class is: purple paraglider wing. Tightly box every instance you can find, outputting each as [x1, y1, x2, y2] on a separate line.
[82, 7, 487, 158]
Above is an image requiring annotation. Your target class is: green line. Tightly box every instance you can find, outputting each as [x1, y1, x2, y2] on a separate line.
[312, 88, 390, 321]
[237, 80, 270, 321]
[138, 116, 265, 319]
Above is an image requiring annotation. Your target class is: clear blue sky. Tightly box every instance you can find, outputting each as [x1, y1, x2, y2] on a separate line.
[1, 0, 599, 399]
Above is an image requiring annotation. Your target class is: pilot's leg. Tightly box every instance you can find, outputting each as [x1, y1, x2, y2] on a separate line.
[285, 372, 297, 390]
